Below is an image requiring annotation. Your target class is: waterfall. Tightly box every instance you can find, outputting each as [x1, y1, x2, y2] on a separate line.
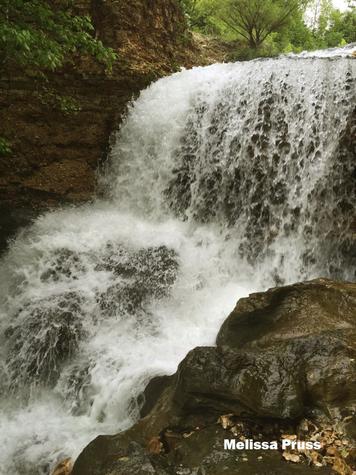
[0, 48, 355, 474]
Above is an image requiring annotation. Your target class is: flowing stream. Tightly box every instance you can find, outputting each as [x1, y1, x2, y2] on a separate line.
[0, 47, 355, 474]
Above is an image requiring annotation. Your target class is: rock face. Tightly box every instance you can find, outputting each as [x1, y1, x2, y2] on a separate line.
[0, 0, 191, 209]
[176, 279, 356, 420]
[72, 278, 356, 475]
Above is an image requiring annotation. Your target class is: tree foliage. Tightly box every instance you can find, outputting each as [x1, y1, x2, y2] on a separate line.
[321, 6, 356, 45]
[0, 0, 117, 73]
[178, 0, 217, 31]
[0, 0, 118, 153]
[216, 0, 308, 49]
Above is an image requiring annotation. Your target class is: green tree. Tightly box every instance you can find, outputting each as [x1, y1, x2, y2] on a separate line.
[309, 0, 333, 31]
[324, 6, 356, 45]
[309, 0, 356, 48]
[216, 0, 309, 49]
[273, 11, 319, 53]
[0, 0, 117, 73]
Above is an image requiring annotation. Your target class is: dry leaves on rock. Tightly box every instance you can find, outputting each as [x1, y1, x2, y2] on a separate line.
[333, 455, 354, 475]
[147, 436, 163, 455]
[297, 421, 355, 474]
[52, 458, 73, 475]
[218, 414, 235, 430]
[282, 451, 301, 463]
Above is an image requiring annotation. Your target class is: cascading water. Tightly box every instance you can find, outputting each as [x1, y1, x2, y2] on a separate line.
[0, 48, 355, 474]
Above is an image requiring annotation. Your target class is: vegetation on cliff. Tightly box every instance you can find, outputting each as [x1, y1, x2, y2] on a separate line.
[0, 0, 190, 208]
[179, 0, 356, 59]
[0, 0, 117, 73]
[0, 0, 117, 154]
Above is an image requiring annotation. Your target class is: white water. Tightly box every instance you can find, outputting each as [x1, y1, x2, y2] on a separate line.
[0, 49, 355, 474]
[291, 42, 356, 57]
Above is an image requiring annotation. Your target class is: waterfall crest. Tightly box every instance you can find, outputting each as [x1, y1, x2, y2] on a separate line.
[0, 48, 355, 474]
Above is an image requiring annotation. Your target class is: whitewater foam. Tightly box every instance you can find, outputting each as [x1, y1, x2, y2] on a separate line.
[0, 46, 355, 474]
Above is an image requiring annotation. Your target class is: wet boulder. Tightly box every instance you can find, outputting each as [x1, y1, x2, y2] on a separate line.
[40, 248, 86, 282]
[72, 279, 356, 475]
[72, 423, 334, 475]
[98, 245, 179, 317]
[5, 291, 84, 389]
[174, 279, 356, 420]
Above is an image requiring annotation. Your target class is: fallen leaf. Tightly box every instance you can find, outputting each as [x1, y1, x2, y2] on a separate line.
[281, 434, 297, 441]
[298, 420, 309, 432]
[282, 451, 301, 463]
[219, 414, 234, 430]
[147, 437, 163, 455]
[52, 458, 73, 475]
[333, 456, 353, 475]
[323, 456, 335, 465]
[326, 446, 338, 456]
[310, 450, 323, 466]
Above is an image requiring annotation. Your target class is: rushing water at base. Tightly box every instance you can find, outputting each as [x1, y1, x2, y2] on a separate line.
[0, 48, 355, 474]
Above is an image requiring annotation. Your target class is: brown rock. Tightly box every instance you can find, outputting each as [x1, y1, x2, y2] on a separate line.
[0, 0, 192, 209]
[173, 279, 356, 420]
[326, 446, 338, 456]
[72, 279, 356, 475]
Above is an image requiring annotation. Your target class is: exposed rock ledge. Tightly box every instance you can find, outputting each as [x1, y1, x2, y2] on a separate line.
[0, 0, 202, 211]
[72, 278, 356, 475]
[0, 0, 232, 253]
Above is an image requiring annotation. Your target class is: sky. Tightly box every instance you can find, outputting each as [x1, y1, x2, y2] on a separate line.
[332, 0, 350, 10]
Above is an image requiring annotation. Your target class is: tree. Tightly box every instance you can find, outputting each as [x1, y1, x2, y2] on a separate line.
[216, 0, 309, 49]
[309, 0, 333, 30]
[273, 10, 319, 53]
[0, 0, 117, 74]
[309, 0, 356, 48]
[325, 6, 356, 44]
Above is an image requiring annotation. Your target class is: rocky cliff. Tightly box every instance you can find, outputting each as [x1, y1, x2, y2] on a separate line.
[0, 0, 193, 210]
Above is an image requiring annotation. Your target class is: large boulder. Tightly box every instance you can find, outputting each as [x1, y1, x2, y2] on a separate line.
[72, 279, 356, 475]
[174, 279, 356, 420]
